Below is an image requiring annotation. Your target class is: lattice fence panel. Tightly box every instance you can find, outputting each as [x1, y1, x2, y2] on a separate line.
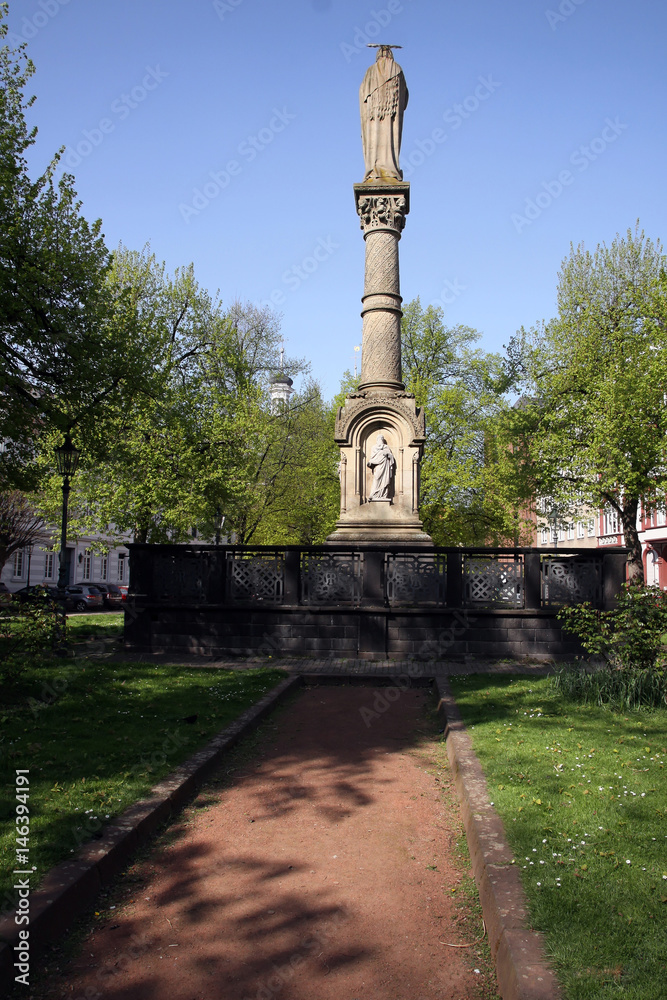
[542, 557, 602, 607]
[227, 552, 284, 603]
[463, 554, 524, 608]
[154, 553, 211, 602]
[300, 552, 362, 604]
[385, 553, 446, 605]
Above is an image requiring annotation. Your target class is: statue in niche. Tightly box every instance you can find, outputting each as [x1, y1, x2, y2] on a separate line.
[367, 434, 395, 500]
[359, 44, 408, 182]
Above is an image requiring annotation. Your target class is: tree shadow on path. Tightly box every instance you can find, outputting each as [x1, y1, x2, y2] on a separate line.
[49, 684, 485, 1000]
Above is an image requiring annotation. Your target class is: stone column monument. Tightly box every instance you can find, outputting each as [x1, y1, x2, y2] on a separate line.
[328, 45, 431, 545]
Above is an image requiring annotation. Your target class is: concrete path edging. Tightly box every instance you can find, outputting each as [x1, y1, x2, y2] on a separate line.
[0, 675, 300, 991]
[436, 677, 563, 1000]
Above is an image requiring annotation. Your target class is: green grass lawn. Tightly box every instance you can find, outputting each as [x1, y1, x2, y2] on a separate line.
[448, 674, 667, 1000]
[66, 610, 124, 655]
[0, 658, 286, 905]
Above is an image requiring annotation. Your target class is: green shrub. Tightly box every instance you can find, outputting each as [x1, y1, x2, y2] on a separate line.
[558, 582, 667, 671]
[555, 583, 667, 708]
[0, 590, 62, 685]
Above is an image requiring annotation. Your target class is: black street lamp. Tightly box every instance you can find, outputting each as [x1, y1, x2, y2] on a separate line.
[54, 434, 81, 591]
[547, 504, 561, 550]
[25, 543, 33, 588]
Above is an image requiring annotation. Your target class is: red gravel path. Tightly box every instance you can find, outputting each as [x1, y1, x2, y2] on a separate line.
[46, 686, 496, 1000]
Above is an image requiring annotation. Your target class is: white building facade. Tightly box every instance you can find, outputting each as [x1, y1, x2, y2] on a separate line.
[2, 531, 130, 593]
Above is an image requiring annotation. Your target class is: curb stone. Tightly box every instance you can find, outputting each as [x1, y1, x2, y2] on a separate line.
[0, 674, 300, 990]
[436, 677, 563, 1000]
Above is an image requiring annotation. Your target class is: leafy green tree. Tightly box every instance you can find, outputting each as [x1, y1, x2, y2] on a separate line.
[36, 247, 320, 546]
[502, 226, 667, 580]
[401, 298, 525, 545]
[246, 380, 340, 545]
[0, 13, 151, 489]
[37, 248, 241, 543]
[0, 489, 42, 572]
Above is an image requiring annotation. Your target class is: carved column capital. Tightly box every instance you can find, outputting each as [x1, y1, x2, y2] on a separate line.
[354, 182, 410, 235]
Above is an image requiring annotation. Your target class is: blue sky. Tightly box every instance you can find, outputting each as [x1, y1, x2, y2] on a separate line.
[9, 0, 667, 398]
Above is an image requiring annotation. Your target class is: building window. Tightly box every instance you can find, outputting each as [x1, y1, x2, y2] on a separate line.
[100, 556, 108, 581]
[603, 509, 620, 536]
[118, 555, 126, 582]
[577, 521, 585, 539]
[540, 526, 550, 544]
[567, 523, 575, 540]
[13, 549, 24, 578]
[44, 552, 56, 580]
[657, 506, 667, 527]
[587, 519, 595, 537]
[82, 549, 92, 581]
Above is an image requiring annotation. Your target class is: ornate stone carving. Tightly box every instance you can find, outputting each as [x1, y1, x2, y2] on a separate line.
[356, 194, 408, 233]
[335, 393, 425, 444]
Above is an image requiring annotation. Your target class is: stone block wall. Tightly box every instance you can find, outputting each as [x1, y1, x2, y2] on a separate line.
[124, 544, 626, 660]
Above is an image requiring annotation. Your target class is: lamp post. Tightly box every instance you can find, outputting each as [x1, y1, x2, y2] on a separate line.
[547, 504, 561, 550]
[54, 434, 81, 591]
[25, 543, 34, 589]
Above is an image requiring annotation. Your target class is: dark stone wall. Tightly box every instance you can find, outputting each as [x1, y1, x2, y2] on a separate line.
[124, 543, 627, 660]
[125, 605, 583, 660]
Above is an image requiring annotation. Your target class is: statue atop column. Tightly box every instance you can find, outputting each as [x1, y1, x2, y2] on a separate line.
[328, 44, 431, 544]
[359, 44, 409, 182]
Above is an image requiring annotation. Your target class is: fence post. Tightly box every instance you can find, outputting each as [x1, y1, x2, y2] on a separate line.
[446, 551, 463, 607]
[602, 550, 628, 609]
[362, 547, 385, 606]
[283, 548, 300, 604]
[524, 551, 541, 609]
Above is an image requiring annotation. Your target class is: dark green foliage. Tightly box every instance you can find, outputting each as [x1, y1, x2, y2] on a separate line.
[559, 584, 667, 671]
[0, 588, 61, 684]
[556, 584, 667, 708]
[401, 298, 527, 545]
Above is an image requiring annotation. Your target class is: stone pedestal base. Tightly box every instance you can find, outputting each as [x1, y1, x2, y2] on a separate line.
[327, 499, 432, 545]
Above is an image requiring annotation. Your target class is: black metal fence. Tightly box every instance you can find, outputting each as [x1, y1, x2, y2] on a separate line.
[128, 544, 626, 611]
[124, 544, 627, 659]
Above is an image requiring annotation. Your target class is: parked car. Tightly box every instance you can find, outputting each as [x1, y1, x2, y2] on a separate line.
[65, 585, 104, 612]
[118, 585, 129, 601]
[91, 583, 124, 609]
[13, 585, 61, 605]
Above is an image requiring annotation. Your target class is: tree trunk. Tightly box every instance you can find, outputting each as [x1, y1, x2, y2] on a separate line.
[621, 499, 644, 583]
